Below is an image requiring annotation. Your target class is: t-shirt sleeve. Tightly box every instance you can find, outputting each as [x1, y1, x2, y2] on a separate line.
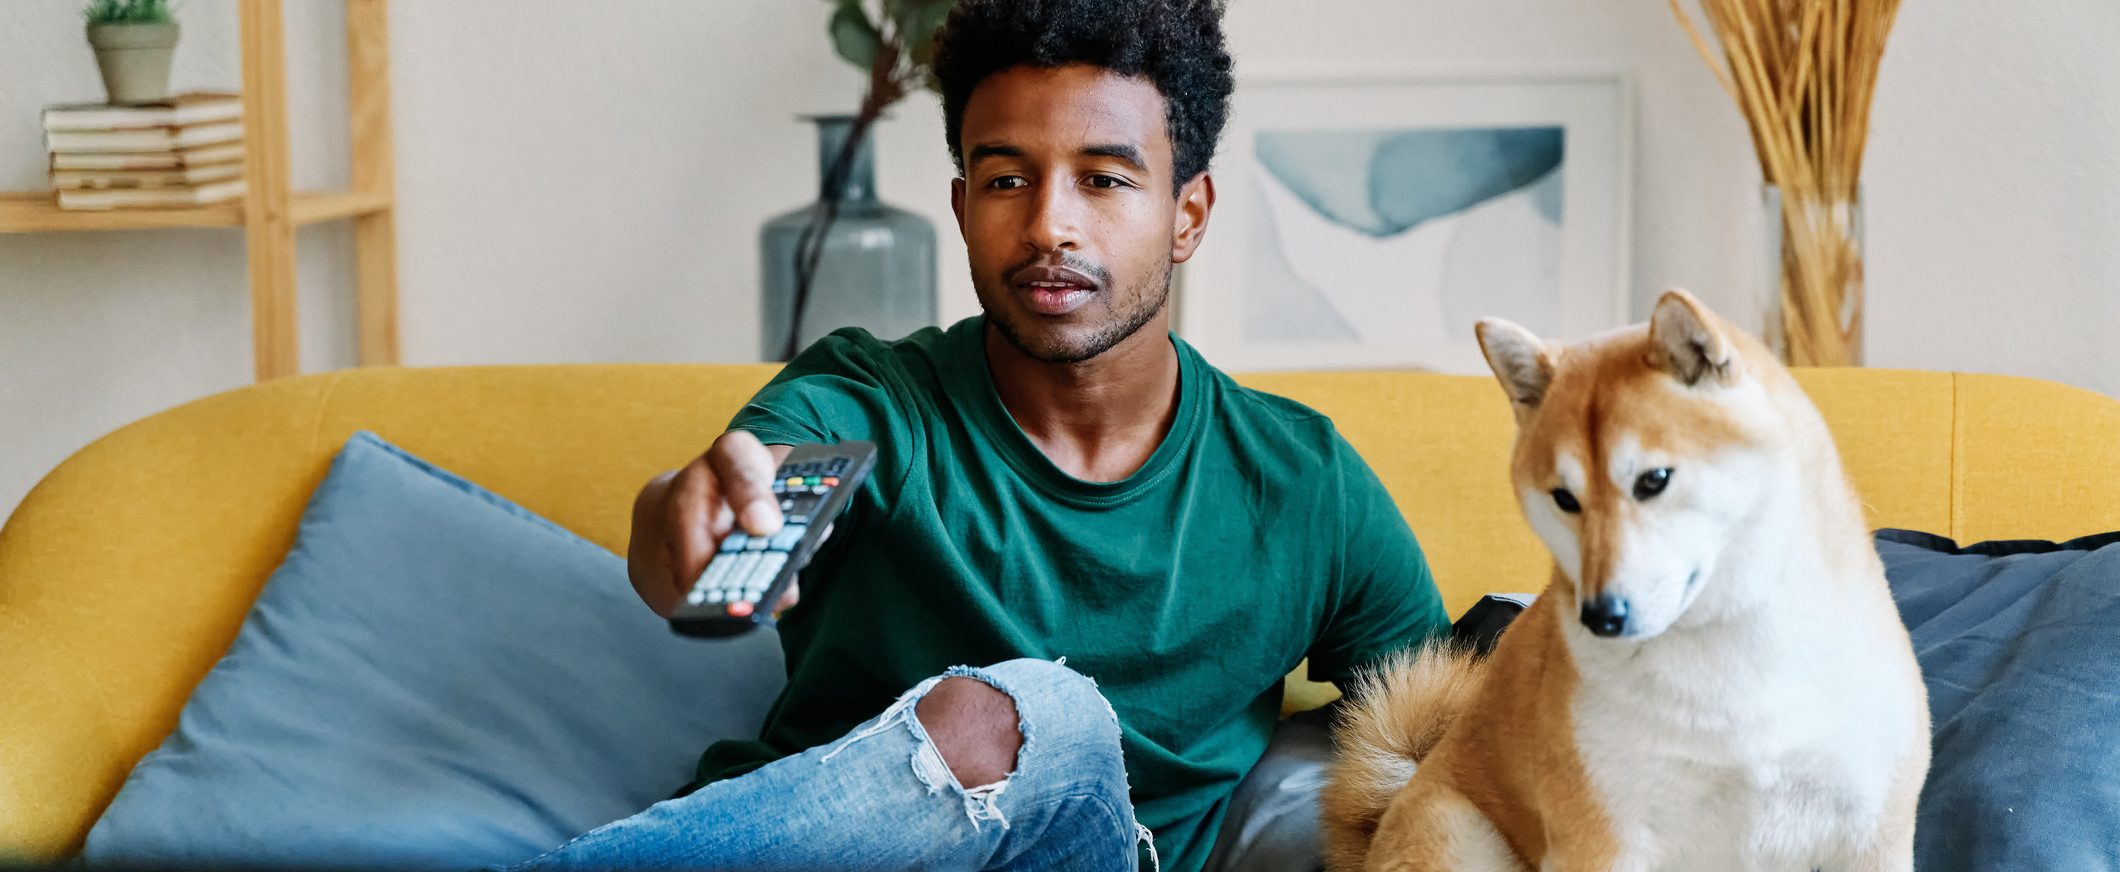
[726, 328, 907, 451]
[1305, 434, 1453, 687]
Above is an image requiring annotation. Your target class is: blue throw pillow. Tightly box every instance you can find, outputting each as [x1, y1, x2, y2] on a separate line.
[1878, 528, 2120, 872]
[82, 431, 787, 869]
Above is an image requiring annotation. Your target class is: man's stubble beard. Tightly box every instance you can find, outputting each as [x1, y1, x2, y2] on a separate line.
[980, 256, 1172, 365]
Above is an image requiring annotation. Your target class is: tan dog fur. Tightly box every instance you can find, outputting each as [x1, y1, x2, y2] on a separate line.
[1322, 290, 1930, 872]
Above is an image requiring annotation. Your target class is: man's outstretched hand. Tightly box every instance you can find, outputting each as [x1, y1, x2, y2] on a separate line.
[628, 431, 797, 617]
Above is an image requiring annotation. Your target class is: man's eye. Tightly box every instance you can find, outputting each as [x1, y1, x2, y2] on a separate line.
[989, 176, 1026, 190]
[1086, 174, 1126, 189]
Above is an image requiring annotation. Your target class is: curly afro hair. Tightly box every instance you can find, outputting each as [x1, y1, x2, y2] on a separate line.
[931, 0, 1235, 196]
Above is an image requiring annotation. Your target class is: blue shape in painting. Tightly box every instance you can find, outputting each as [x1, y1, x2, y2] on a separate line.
[1256, 128, 1562, 237]
[1243, 125, 1566, 348]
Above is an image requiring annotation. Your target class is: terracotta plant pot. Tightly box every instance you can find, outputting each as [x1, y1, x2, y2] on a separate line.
[87, 21, 180, 105]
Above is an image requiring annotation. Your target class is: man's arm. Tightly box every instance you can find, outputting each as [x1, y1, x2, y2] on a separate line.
[1306, 435, 1453, 689]
[625, 328, 907, 617]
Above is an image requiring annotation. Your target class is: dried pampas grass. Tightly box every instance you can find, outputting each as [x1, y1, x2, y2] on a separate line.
[1670, 0, 1903, 366]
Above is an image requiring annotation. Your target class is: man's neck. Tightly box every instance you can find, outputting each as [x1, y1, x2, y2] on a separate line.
[984, 315, 1182, 483]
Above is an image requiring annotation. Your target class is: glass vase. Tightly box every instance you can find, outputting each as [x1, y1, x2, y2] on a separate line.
[1762, 184, 1865, 366]
[759, 115, 938, 362]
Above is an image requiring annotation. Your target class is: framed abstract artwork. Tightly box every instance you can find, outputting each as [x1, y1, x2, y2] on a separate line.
[1176, 67, 1632, 373]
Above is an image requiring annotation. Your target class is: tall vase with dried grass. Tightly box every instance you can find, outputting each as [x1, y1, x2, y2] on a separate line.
[1669, 0, 1903, 366]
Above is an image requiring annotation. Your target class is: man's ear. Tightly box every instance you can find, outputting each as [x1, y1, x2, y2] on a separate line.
[1170, 172, 1215, 264]
[1648, 288, 1737, 386]
[1476, 318, 1555, 419]
[950, 177, 968, 239]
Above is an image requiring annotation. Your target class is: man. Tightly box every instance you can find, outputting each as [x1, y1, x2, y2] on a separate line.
[505, 1, 1449, 869]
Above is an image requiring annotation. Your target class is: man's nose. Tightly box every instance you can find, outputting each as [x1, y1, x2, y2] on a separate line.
[1024, 184, 1082, 253]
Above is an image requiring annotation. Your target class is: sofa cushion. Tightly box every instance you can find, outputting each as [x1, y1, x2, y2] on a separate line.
[81, 431, 786, 869]
[1880, 528, 2120, 871]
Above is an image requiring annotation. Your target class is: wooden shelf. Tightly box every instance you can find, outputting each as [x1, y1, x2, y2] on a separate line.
[0, 189, 390, 233]
[7, 0, 399, 382]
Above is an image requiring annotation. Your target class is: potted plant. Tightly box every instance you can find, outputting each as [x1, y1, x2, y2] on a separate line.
[85, 0, 180, 105]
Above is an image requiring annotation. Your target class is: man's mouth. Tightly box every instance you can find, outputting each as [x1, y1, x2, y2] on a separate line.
[1025, 283, 1093, 315]
[1012, 265, 1101, 316]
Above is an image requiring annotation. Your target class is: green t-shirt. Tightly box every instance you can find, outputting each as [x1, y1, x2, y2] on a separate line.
[692, 317, 1448, 871]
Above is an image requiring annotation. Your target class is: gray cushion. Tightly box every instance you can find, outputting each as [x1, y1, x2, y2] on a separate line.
[1878, 528, 2120, 871]
[82, 432, 787, 869]
[1202, 718, 1333, 872]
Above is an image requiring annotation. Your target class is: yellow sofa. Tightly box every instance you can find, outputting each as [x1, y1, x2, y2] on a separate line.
[3, 364, 2118, 860]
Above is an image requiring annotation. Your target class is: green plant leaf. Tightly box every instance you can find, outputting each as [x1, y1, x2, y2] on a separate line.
[903, 0, 950, 69]
[84, 0, 173, 24]
[828, 0, 882, 72]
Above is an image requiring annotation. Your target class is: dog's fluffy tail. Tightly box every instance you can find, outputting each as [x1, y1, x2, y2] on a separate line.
[1319, 641, 1488, 871]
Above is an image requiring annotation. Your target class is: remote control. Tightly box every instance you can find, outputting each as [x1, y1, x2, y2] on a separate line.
[669, 440, 876, 638]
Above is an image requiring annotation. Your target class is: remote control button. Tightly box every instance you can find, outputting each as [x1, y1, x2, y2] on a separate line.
[803, 476, 820, 487]
[706, 589, 725, 604]
[687, 590, 705, 605]
[745, 536, 769, 551]
[767, 523, 806, 552]
[723, 553, 763, 588]
[785, 477, 803, 488]
[742, 591, 764, 603]
[719, 534, 747, 553]
[698, 556, 737, 589]
[751, 552, 788, 585]
[727, 600, 755, 618]
[823, 476, 839, 487]
[706, 554, 737, 589]
[772, 482, 785, 495]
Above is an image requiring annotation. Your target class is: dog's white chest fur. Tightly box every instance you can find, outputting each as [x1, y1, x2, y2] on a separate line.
[1568, 620, 1918, 872]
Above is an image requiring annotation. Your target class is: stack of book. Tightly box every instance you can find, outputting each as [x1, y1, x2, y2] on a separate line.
[42, 91, 247, 211]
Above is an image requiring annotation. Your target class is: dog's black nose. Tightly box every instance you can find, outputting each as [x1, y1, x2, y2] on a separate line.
[1580, 594, 1629, 637]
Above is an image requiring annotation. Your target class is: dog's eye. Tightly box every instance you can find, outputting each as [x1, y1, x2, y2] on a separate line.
[1550, 488, 1581, 514]
[1634, 468, 1673, 500]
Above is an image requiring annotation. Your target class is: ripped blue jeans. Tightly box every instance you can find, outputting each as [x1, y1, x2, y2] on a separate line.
[496, 658, 1155, 871]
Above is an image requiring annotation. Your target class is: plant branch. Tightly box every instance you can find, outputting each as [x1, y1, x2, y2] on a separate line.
[780, 0, 947, 360]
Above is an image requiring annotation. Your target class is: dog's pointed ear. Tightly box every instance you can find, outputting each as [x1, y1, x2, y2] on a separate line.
[1649, 289, 1736, 386]
[1477, 318, 1555, 416]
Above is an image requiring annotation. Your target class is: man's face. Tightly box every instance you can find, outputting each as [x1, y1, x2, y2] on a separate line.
[952, 64, 1213, 364]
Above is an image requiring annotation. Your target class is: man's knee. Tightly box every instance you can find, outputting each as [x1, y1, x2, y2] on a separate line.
[915, 677, 1022, 789]
[979, 658, 1119, 727]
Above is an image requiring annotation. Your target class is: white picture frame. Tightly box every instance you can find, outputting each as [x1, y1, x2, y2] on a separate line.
[1175, 66, 1633, 374]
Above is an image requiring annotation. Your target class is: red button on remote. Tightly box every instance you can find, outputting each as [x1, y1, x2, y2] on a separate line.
[726, 601, 755, 618]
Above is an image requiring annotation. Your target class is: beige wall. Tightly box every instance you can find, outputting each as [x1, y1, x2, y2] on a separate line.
[3, 0, 2116, 520]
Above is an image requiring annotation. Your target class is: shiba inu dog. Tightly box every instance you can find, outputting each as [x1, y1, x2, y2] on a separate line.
[1321, 290, 1930, 871]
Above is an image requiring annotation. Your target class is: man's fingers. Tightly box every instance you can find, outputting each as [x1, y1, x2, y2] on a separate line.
[662, 459, 723, 601]
[628, 471, 682, 615]
[707, 431, 785, 536]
